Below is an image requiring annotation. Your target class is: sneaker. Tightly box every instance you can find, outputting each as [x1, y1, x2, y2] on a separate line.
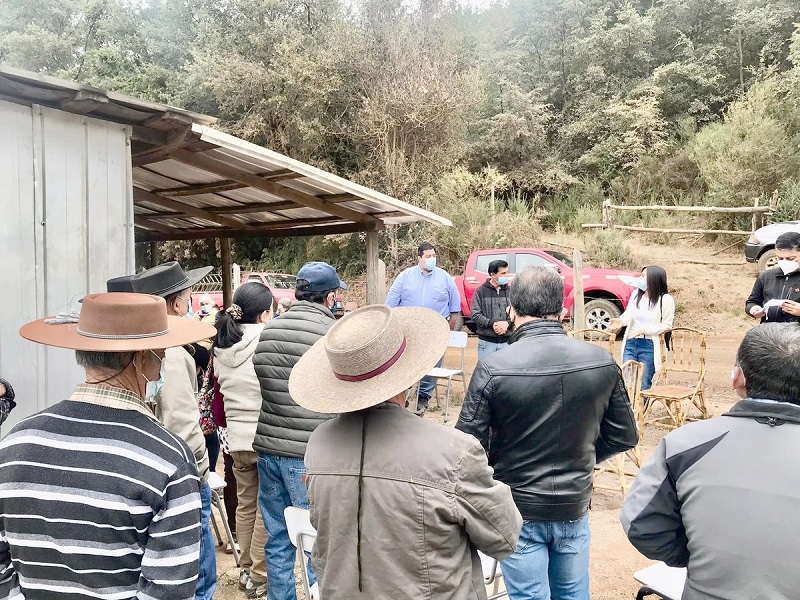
[238, 569, 251, 591]
[225, 540, 241, 554]
[414, 401, 428, 417]
[244, 578, 267, 599]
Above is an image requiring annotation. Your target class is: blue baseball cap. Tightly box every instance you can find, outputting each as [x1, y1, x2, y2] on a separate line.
[296, 262, 348, 292]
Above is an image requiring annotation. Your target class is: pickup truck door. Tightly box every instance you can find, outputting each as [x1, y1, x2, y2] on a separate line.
[513, 251, 573, 293]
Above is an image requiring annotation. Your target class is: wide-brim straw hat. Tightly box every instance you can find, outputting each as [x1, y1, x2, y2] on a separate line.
[288, 305, 450, 413]
[19, 293, 217, 352]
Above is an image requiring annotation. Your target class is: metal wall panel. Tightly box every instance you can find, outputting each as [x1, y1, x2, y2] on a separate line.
[0, 101, 134, 433]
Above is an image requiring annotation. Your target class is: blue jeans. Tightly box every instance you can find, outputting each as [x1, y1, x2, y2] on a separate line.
[501, 515, 591, 600]
[417, 357, 444, 403]
[196, 482, 217, 600]
[623, 337, 655, 390]
[257, 453, 316, 600]
[477, 339, 508, 359]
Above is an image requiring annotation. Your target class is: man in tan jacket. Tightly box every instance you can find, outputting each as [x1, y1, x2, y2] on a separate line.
[288, 304, 522, 599]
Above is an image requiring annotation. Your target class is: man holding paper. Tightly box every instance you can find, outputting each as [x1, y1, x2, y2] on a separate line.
[746, 232, 800, 323]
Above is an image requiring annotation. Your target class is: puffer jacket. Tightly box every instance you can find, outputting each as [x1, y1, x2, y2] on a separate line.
[622, 399, 800, 599]
[456, 319, 638, 521]
[470, 280, 512, 343]
[305, 402, 522, 599]
[252, 301, 337, 458]
[213, 323, 263, 453]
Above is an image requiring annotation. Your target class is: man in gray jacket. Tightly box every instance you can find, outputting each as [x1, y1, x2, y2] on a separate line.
[622, 323, 800, 600]
[252, 261, 345, 600]
[289, 304, 522, 599]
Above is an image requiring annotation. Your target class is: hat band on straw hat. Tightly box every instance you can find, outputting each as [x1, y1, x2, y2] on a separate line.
[333, 338, 407, 382]
[76, 327, 169, 340]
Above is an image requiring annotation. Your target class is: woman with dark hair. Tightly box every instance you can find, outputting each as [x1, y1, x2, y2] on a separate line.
[610, 265, 675, 390]
[213, 282, 273, 597]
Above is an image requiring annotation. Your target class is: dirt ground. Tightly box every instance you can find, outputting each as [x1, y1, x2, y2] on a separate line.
[212, 237, 758, 599]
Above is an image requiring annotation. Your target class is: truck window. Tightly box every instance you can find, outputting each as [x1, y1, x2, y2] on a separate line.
[515, 253, 557, 271]
[543, 250, 574, 268]
[474, 253, 508, 273]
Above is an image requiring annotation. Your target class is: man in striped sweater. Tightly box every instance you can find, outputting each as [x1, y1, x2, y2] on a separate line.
[0, 292, 216, 599]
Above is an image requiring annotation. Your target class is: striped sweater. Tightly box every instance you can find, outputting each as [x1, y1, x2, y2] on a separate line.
[0, 391, 201, 600]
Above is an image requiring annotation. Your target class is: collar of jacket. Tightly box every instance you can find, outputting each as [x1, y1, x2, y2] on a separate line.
[768, 268, 800, 281]
[287, 300, 335, 318]
[724, 398, 800, 425]
[482, 279, 507, 292]
[508, 319, 565, 344]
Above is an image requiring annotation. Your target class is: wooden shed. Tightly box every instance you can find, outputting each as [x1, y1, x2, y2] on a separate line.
[0, 65, 450, 431]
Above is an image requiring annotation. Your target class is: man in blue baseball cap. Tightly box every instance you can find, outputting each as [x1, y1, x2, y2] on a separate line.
[251, 261, 346, 600]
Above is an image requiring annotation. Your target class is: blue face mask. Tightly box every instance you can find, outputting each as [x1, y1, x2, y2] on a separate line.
[185, 301, 194, 319]
[424, 257, 437, 271]
[498, 276, 509, 286]
[636, 277, 647, 292]
[144, 353, 165, 401]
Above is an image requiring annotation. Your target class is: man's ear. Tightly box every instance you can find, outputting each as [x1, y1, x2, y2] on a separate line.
[732, 365, 747, 397]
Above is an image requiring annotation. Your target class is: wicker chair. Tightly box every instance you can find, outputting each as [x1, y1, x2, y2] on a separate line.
[570, 328, 616, 356]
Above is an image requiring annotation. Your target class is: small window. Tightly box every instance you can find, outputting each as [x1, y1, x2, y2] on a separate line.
[515, 253, 557, 271]
[474, 253, 508, 274]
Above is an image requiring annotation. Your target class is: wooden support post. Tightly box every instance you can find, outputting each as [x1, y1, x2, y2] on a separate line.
[572, 249, 585, 330]
[220, 238, 233, 309]
[752, 197, 760, 232]
[366, 231, 385, 305]
[149, 242, 158, 268]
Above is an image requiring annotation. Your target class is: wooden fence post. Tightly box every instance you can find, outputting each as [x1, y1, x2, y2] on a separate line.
[573, 249, 585, 329]
[602, 199, 613, 230]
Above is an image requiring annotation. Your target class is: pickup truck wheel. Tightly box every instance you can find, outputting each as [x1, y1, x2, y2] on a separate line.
[758, 249, 777, 273]
[583, 299, 621, 332]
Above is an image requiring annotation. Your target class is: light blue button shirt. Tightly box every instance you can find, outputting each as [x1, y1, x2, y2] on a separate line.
[385, 265, 461, 318]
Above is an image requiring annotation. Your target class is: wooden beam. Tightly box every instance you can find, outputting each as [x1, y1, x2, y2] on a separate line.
[157, 170, 302, 197]
[131, 126, 168, 146]
[131, 125, 195, 167]
[171, 148, 381, 225]
[135, 200, 300, 220]
[135, 221, 383, 242]
[220, 238, 233, 308]
[133, 187, 252, 230]
[59, 90, 108, 114]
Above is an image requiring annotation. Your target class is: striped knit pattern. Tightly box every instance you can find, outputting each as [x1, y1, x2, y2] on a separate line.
[0, 399, 201, 600]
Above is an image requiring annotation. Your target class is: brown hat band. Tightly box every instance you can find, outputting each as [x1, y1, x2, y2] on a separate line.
[333, 338, 407, 382]
[77, 327, 170, 340]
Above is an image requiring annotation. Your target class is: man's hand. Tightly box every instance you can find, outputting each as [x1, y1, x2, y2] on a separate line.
[781, 300, 800, 317]
[749, 305, 766, 319]
[493, 321, 509, 335]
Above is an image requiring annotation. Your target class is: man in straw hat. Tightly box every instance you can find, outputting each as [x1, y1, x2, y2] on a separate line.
[289, 304, 523, 599]
[1, 292, 216, 598]
[128, 261, 219, 600]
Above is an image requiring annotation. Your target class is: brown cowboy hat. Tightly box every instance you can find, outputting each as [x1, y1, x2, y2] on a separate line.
[288, 305, 450, 413]
[19, 293, 217, 352]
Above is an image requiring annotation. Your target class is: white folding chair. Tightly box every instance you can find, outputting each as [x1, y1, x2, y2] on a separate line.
[207, 471, 240, 567]
[284, 507, 320, 600]
[414, 330, 468, 422]
[478, 551, 507, 599]
[633, 562, 687, 600]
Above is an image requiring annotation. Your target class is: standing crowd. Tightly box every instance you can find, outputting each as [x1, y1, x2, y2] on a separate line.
[1, 240, 800, 600]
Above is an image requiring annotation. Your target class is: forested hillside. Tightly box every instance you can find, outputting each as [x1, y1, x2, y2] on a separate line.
[3, 0, 800, 272]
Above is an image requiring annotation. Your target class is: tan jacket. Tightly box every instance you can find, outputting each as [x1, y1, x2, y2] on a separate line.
[305, 403, 522, 600]
[156, 346, 210, 484]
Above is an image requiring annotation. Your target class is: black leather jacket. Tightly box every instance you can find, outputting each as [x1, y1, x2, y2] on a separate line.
[456, 319, 638, 521]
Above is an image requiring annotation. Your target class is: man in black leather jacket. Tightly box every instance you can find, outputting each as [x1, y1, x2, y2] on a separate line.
[456, 266, 638, 600]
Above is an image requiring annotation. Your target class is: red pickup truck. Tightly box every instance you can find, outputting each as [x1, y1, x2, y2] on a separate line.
[190, 272, 296, 312]
[454, 248, 638, 331]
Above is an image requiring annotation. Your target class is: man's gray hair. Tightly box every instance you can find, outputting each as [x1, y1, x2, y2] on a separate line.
[75, 351, 135, 372]
[737, 323, 800, 405]
[510, 267, 564, 318]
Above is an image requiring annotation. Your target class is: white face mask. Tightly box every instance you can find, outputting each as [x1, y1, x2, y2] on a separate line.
[142, 352, 165, 401]
[777, 259, 799, 276]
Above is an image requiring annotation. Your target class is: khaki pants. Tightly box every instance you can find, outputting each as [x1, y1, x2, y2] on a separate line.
[231, 450, 268, 583]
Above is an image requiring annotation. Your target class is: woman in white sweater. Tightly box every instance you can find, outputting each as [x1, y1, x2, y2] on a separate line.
[214, 282, 273, 596]
[610, 265, 674, 390]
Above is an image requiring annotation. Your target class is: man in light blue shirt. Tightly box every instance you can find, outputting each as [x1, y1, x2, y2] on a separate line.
[386, 242, 461, 415]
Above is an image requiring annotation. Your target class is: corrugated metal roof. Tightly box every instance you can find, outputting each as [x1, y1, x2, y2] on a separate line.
[0, 64, 452, 242]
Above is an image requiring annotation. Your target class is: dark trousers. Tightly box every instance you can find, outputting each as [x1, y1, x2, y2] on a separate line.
[223, 450, 238, 534]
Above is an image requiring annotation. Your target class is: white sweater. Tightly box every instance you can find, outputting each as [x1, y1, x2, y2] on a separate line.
[618, 291, 675, 373]
[214, 324, 264, 453]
